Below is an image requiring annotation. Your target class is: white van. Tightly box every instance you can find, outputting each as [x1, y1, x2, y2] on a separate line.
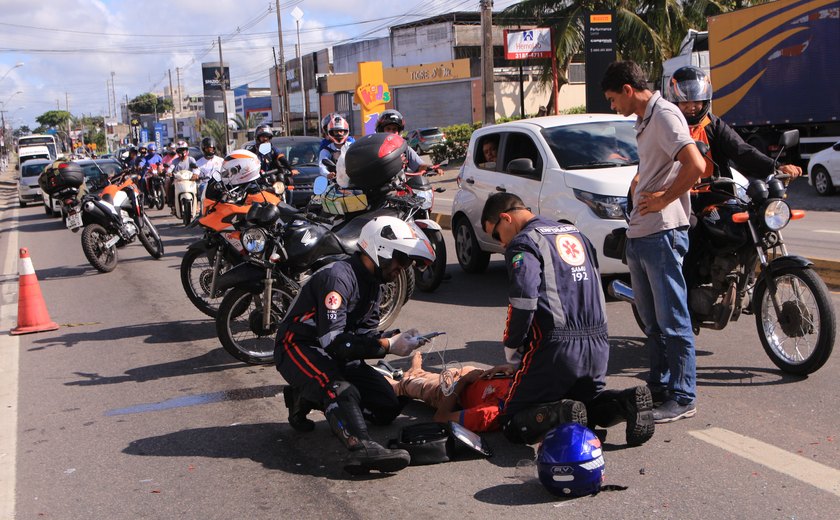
[18, 146, 53, 167]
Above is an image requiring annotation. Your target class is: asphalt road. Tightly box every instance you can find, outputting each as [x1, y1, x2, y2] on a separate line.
[2, 181, 840, 519]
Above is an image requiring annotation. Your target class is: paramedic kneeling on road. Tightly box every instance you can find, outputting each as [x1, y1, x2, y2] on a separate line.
[481, 193, 654, 446]
[275, 216, 436, 475]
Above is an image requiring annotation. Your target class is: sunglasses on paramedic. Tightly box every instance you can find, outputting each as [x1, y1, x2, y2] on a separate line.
[491, 207, 527, 242]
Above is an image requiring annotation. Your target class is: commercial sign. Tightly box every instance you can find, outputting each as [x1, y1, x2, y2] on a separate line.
[504, 28, 553, 60]
[202, 65, 230, 91]
[584, 11, 616, 113]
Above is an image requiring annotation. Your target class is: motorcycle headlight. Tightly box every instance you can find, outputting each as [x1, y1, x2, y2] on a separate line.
[573, 189, 627, 220]
[763, 200, 791, 231]
[415, 190, 433, 210]
[242, 228, 267, 253]
[273, 181, 286, 195]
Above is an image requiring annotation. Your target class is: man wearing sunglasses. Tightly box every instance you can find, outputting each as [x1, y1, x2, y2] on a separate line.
[480, 192, 655, 446]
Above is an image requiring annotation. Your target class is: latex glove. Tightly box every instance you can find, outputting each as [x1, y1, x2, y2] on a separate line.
[388, 328, 427, 356]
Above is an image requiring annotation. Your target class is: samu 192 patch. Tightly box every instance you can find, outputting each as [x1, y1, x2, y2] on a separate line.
[511, 252, 524, 269]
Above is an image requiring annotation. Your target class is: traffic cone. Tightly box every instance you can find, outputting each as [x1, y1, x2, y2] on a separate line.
[11, 248, 59, 335]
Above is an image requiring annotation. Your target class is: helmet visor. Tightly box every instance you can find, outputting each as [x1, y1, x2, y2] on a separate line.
[670, 77, 712, 102]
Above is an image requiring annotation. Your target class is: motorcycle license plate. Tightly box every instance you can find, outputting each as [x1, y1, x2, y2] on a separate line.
[66, 209, 83, 229]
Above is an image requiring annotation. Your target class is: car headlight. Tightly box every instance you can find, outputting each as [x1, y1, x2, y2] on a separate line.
[573, 189, 627, 220]
[415, 190, 433, 210]
[763, 200, 791, 230]
[242, 228, 267, 253]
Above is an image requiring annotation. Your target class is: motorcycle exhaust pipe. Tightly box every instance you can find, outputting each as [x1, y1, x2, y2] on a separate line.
[608, 279, 635, 304]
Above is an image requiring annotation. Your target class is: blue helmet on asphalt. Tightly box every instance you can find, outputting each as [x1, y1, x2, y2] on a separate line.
[537, 423, 604, 497]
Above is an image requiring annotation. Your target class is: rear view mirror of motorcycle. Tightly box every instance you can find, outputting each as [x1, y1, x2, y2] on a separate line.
[258, 142, 272, 155]
[321, 158, 336, 173]
[211, 171, 222, 182]
[313, 175, 329, 195]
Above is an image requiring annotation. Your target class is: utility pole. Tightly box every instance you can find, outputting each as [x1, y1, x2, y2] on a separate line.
[168, 69, 178, 142]
[218, 36, 230, 151]
[106, 79, 112, 119]
[275, 0, 290, 135]
[176, 67, 183, 114]
[111, 71, 117, 120]
[65, 92, 73, 152]
[480, 0, 496, 125]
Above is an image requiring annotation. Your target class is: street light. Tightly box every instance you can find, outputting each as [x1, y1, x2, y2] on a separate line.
[0, 62, 24, 83]
[290, 6, 306, 136]
[2, 90, 23, 107]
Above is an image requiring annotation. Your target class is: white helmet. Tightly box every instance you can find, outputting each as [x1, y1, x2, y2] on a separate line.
[222, 149, 261, 185]
[358, 216, 435, 269]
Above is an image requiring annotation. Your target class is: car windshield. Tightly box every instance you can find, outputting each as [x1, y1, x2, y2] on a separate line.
[21, 163, 47, 177]
[281, 142, 321, 166]
[541, 121, 639, 170]
[81, 161, 121, 178]
[420, 129, 441, 137]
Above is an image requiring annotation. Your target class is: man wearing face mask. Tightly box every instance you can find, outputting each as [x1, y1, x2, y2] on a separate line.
[196, 137, 223, 201]
[165, 140, 199, 214]
[245, 124, 295, 179]
[275, 216, 436, 475]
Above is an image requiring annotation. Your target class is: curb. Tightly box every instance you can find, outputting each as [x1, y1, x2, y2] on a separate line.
[430, 211, 840, 290]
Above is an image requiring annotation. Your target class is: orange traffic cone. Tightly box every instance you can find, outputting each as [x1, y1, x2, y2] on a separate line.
[11, 248, 59, 335]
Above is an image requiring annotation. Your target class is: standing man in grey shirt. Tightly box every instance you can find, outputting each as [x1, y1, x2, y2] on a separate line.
[601, 61, 706, 423]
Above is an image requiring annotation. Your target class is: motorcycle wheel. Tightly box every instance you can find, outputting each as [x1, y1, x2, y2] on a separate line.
[180, 245, 237, 318]
[137, 214, 164, 259]
[155, 185, 165, 210]
[216, 286, 295, 365]
[414, 229, 447, 292]
[378, 269, 407, 331]
[181, 199, 192, 226]
[403, 266, 415, 304]
[81, 223, 118, 273]
[753, 267, 836, 375]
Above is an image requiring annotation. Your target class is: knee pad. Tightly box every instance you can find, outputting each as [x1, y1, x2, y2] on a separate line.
[328, 380, 361, 407]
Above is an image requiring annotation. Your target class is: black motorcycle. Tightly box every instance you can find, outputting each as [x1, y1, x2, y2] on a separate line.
[607, 130, 835, 375]
[214, 191, 411, 365]
[146, 170, 166, 211]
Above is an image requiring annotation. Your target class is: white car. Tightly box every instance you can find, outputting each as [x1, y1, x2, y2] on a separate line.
[17, 159, 51, 207]
[451, 114, 638, 275]
[808, 141, 840, 196]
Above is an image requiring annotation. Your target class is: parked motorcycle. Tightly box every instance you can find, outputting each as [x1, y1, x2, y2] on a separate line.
[214, 177, 413, 365]
[42, 163, 164, 272]
[606, 130, 835, 375]
[181, 179, 281, 317]
[403, 164, 448, 292]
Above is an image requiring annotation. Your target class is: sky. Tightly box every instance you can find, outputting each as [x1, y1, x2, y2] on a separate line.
[0, 0, 520, 130]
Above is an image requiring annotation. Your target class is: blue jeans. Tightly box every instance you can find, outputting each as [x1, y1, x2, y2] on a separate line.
[626, 227, 696, 404]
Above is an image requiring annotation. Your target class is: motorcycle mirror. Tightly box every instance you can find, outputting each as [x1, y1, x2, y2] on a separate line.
[258, 142, 272, 155]
[313, 175, 329, 195]
[211, 171, 222, 182]
[779, 129, 799, 149]
[321, 158, 336, 173]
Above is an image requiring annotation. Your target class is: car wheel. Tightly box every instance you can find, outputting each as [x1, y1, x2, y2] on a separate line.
[19, 199, 26, 208]
[812, 166, 835, 196]
[454, 217, 490, 273]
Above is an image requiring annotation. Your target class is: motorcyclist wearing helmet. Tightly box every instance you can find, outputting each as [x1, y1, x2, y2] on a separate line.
[203, 148, 264, 203]
[165, 140, 199, 214]
[375, 109, 440, 175]
[245, 124, 296, 179]
[667, 66, 801, 181]
[276, 216, 435, 475]
[318, 113, 355, 177]
[123, 146, 139, 170]
[138, 143, 163, 193]
[196, 137, 223, 200]
[481, 192, 655, 446]
[161, 143, 177, 168]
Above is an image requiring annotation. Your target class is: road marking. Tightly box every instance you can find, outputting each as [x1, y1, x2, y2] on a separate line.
[814, 229, 840, 234]
[689, 427, 840, 497]
[0, 196, 20, 520]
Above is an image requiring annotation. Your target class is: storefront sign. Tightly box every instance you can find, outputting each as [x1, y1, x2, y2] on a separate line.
[505, 28, 552, 60]
[584, 11, 616, 113]
[354, 62, 390, 136]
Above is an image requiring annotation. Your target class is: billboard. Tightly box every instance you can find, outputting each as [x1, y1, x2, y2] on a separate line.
[504, 29, 552, 60]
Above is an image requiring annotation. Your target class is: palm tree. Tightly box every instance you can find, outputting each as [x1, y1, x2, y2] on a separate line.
[232, 112, 266, 132]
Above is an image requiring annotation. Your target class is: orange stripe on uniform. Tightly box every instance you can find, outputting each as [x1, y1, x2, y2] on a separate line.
[502, 322, 543, 411]
[283, 332, 331, 391]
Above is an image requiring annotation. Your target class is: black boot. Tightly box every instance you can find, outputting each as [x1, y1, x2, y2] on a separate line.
[343, 440, 411, 475]
[283, 386, 315, 432]
[588, 387, 654, 446]
[504, 400, 588, 444]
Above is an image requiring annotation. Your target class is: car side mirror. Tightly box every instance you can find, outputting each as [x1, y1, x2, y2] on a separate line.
[506, 158, 536, 176]
[834, 142, 840, 152]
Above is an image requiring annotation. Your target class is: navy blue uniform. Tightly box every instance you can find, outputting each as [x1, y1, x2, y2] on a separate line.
[275, 256, 401, 428]
[500, 217, 609, 418]
[245, 143, 293, 175]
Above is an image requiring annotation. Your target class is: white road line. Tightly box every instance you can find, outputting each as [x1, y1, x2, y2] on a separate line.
[689, 427, 840, 497]
[814, 230, 840, 234]
[0, 199, 20, 520]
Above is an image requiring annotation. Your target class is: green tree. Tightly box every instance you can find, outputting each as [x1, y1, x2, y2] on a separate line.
[128, 93, 174, 115]
[13, 125, 31, 137]
[35, 110, 72, 128]
[232, 112, 266, 131]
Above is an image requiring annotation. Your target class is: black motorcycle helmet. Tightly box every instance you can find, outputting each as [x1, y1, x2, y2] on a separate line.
[375, 109, 405, 133]
[255, 124, 273, 141]
[201, 136, 217, 158]
[667, 66, 713, 125]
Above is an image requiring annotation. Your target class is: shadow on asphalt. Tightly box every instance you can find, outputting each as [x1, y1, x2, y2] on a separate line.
[64, 348, 246, 386]
[30, 318, 215, 349]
